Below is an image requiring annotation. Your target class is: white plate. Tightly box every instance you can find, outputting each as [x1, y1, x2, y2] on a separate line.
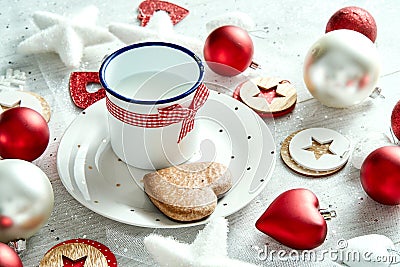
[57, 91, 276, 228]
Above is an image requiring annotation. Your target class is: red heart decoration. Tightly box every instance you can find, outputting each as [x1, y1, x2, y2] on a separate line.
[255, 188, 327, 250]
[69, 72, 106, 109]
[138, 0, 189, 27]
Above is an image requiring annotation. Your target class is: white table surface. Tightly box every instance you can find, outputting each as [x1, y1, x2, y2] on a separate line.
[2, 0, 400, 266]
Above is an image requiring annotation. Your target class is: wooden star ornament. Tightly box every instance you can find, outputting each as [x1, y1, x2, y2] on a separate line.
[39, 239, 117, 267]
[17, 6, 115, 68]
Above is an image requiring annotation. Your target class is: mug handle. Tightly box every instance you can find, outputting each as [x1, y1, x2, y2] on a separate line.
[69, 72, 106, 109]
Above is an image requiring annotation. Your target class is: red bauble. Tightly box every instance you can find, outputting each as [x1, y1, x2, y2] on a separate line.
[0, 107, 49, 161]
[326, 6, 377, 42]
[391, 100, 400, 140]
[0, 243, 23, 267]
[204, 25, 254, 76]
[360, 146, 400, 205]
[255, 188, 327, 250]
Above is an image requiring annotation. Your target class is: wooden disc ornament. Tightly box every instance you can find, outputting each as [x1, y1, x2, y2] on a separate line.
[0, 91, 51, 122]
[39, 239, 117, 267]
[233, 77, 296, 117]
[281, 128, 350, 177]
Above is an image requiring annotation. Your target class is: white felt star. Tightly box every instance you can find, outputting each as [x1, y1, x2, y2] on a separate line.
[205, 12, 255, 33]
[109, 11, 203, 56]
[144, 218, 258, 267]
[17, 6, 115, 68]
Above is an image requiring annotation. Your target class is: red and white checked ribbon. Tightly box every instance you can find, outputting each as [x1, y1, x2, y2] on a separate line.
[106, 83, 209, 143]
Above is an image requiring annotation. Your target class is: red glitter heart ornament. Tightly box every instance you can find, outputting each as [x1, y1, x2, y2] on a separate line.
[255, 188, 328, 250]
[69, 72, 105, 109]
[138, 0, 189, 27]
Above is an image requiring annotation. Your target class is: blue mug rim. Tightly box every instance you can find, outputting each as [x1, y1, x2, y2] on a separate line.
[99, 42, 205, 105]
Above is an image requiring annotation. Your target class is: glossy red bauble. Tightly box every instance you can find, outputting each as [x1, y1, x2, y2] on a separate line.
[0, 107, 49, 161]
[256, 188, 327, 250]
[360, 146, 400, 205]
[0, 243, 23, 267]
[326, 6, 377, 42]
[204, 25, 254, 76]
[391, 100, 400, 140]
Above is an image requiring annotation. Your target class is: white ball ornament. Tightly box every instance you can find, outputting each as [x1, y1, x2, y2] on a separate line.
[0, 159, 54, 243]
[341, 234, 395, 267]
[303, 29, 380, 108]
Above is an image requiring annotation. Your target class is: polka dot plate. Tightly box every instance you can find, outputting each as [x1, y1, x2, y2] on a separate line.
[57, 90, 276, 228]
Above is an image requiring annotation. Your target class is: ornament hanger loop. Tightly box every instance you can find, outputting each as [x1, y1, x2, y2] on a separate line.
[389, 127, 399, 145]
[319, 209, 337, 220]
[248, 29, 269, 39]
[8, 239, 26, 254]
[369, 87, 385, 99]
[249, 61, 261, 70]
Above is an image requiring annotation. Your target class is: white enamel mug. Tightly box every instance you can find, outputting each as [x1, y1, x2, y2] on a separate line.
[99, 42, 206, 170]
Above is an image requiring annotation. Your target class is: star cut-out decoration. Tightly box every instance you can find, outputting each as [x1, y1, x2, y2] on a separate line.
[303, 137, 336, 160]
[109, 11, 203, 56]
[17, 6, 115, 68]
[62, 255, 87, 267]
[0, 98, 20, 113]
[256, 86, 285, 104]
[144, 217, 257, 267]
[255, 79, 288, 104]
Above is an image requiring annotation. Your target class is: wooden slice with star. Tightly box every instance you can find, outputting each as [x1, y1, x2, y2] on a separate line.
[280, 130, 345, 177]
[288, 128, 351, 172]
[39, 239, 117, 267]
[234, 76, 296, 117]
[0, 91, 51, 122]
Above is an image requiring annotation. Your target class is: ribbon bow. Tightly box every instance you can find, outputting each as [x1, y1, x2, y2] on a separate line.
[106, 83, 209, 143]
[159, 83, 209, 143]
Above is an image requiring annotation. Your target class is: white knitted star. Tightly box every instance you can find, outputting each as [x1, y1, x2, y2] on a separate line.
[144, 218, 258, 267]
[17, 6, 115, 68]
[108, 11, 203, 56]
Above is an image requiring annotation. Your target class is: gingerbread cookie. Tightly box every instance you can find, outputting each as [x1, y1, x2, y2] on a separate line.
[143, 162, 233, 222]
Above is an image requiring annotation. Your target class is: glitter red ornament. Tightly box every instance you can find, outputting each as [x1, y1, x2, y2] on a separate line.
[391, 100, 400, 140]
[0, 242, 23, 267]
[256, 188, 330, 250]
[69, 72, 105, 109]
[326, 6, 377, 42]
[204, 25, 254, 76]
[0, 107, 49, 161]
[360, 146, 400, 205]
[138, 0, 189, 27]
